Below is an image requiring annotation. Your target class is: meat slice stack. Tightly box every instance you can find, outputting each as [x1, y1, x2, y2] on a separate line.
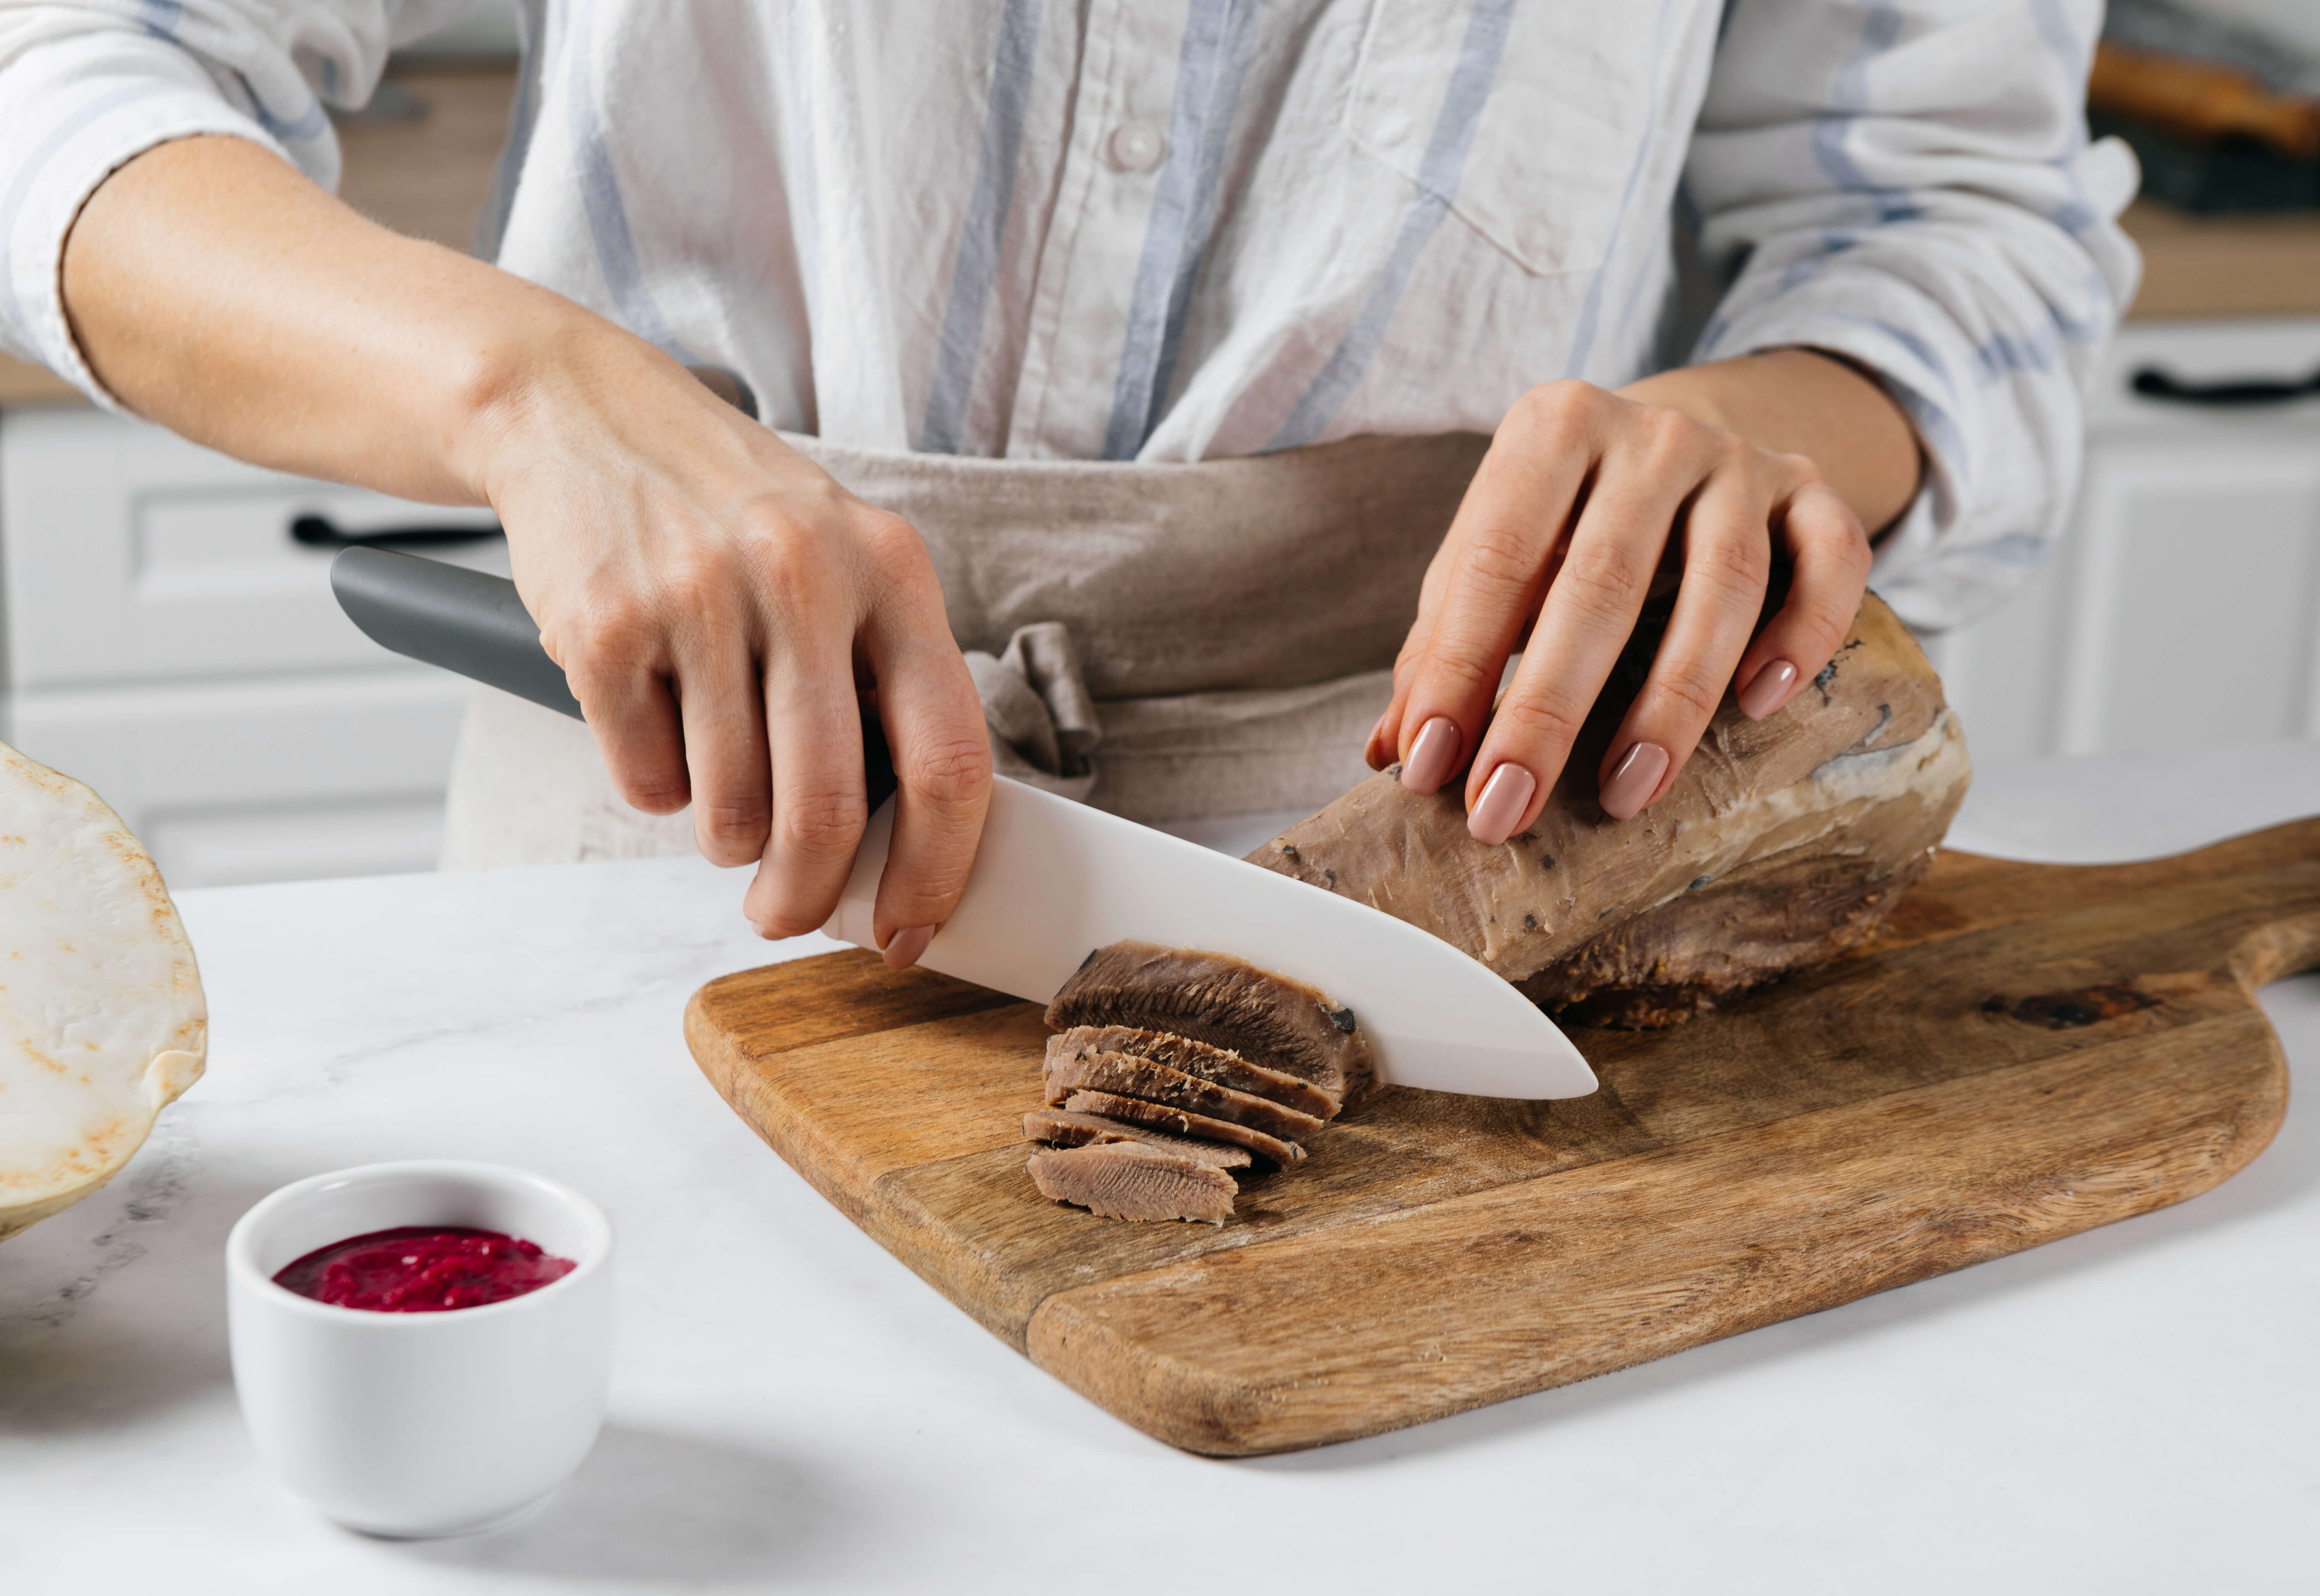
[1022, 942, 1372, 1223]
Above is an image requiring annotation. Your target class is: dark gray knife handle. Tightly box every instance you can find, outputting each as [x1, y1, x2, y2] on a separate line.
[333, 545, 584, 718]
[330, 546, 899, 812]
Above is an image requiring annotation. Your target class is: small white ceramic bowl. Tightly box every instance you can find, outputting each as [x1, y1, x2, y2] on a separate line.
[226, 1160, 615, 1538]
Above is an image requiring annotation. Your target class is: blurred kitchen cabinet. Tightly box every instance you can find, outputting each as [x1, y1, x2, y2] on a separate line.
[0, 406, 507, 887]
[1928, 318, 2320, 764]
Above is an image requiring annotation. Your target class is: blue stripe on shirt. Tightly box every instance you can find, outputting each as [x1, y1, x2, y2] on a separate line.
[1563, 0, 1678, 379]
[0, 76, 162, 347]
[1813, 3, 1919, 225]
[1265, 0, 1517, 452]
[562, 0, 699, 364]
[252, 96, 327, 146]
[1100, 0, 1261, 461]
[920, 0, 1044, 455]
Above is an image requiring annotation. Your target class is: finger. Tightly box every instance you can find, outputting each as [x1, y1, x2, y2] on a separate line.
[1464, 445, 1700, 843]
[1366, 533, 1468, 768]
[741, 581, 870, 941]
[863, 619, 992, 961]
[667, 583, 773, 866]
[1593, 470, 1774, 820]
[1388, 401, 1595, 793]
[1730, 477, 1872, 722]
[546, 586, 692, 815]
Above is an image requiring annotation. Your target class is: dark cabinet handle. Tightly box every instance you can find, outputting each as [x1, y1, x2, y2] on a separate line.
[2130, 366, 2320, 408]
[290, 513, 503, 550]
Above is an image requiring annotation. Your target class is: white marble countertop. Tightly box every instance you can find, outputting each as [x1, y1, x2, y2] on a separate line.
[4, 743, 2317, 1593]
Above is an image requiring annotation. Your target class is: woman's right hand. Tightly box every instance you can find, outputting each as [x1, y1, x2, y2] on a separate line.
[461, 330, 992, 962]
[63, 135, 984, 956]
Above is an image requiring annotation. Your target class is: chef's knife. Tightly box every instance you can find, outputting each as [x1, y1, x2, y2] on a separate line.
[332, 546, 1599, 1099]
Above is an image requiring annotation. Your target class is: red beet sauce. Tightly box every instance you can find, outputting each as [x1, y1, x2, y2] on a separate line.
[273, 1226, 576, 1313]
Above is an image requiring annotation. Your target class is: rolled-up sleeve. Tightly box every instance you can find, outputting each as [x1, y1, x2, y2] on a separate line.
[1685, 0, 2142, 633]
[0, 0, 471, 407]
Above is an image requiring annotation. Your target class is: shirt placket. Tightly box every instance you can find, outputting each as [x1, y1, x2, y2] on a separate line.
[1007, 2, 1189, 460]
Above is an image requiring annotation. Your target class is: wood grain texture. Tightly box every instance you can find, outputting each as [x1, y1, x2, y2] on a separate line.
[686, 820, 2320, 1455]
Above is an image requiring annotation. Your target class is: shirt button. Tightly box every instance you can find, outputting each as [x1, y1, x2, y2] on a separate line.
[1107, 122, 1167, 174]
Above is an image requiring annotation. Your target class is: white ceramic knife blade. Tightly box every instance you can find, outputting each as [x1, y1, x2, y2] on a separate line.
[821, 775, 1598, 1100]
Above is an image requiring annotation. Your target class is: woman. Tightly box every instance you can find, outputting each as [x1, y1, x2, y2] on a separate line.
[0, 0, 2137, 968]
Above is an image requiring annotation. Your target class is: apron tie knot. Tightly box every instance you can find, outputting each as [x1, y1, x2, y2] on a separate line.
[964, 622, 1103, 800]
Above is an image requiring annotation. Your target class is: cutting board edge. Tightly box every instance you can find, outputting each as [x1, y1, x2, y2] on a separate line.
[1018, 1020, 2292, 1456]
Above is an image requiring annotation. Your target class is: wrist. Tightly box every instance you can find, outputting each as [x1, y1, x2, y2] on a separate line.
[438, 287, 614, 504]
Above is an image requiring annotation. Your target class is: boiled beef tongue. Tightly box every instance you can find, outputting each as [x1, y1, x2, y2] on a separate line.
[1062, 1090, 1307, 1168]
[1042, 1036, 1326, 1143]
[1044, 943, 1374, 1108]
[1252, 591, 1971, 1027]
[1024, 1142, 1236, 1225]
[1025, 944, 1372, 1222]
[1020, 1108, 1253, 1169]
[1048, 1025, 1338, 1119]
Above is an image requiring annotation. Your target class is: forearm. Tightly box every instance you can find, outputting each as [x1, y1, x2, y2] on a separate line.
[1618, 348, 1924, 539]
[61, 133, 610, 506]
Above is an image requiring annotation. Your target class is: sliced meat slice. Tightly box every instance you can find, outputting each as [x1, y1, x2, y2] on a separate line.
[1046, 943, 1373, 1106]
[1050, 1025, 1339, 1119]
[1043, 1043, 1325, 1142]
[1022, 1108, 1253, 1169]
[1026, 1141, 1237, 1223]
[1064, 1089, 1306, 1168]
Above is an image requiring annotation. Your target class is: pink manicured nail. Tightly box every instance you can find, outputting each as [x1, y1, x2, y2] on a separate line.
[1738, 658, 1799, 721]
[1401, 717, 1461, 793]
[1467, 763, 1537, 847]
[882, 925, 934, 970]
[1600, 741, 1669, 821]
[1365, 710, 1393, 767]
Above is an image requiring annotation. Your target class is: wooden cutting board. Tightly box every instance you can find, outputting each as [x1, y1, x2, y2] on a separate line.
[686, 819, 2320, 1456]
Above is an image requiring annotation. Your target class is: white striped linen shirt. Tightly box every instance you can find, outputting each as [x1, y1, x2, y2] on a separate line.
[0, 0, 2140, 631]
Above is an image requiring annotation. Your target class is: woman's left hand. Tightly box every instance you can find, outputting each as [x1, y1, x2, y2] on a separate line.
[1369, 359, 1895, 846]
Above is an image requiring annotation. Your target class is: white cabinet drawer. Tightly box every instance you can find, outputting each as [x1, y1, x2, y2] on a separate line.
[1933, 318, 2320, 765]
[0, 408, 508, 689]
[2084, 318, 2320, 432]
[4, 671, 472, 888]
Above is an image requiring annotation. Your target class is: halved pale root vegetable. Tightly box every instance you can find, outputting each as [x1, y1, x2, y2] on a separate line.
[0, 741, 205, 1243]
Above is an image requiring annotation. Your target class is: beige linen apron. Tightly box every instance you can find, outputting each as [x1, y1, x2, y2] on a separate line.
[440, 431, 1489, 867]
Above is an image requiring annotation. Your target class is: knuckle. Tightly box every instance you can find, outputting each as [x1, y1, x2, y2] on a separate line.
[903, 731, 994, 811]
[858, 509, 929, 570]
[1773, 449, 1826, 485]
[1804, 595, 1862, 650]
[657, 551, 740, 621]
[1456, 520, 1543, 595]
[697, 793, 772, 844]
[1492, 689, 1585, 755]
[1640, 405, 1702, 459]
[1648, 662, 1727, 724]
[778, 785, 867, 862]
[1688, 531, 1771, 596]
[1420, 638, 1503, 699]
[1510, 379, 1599, 438]
[563, 584, 656, 667]
[1555, 539, 1648, 621]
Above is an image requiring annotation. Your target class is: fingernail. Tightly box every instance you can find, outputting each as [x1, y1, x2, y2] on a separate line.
[1600, 741, 1669, 821]
[1738, 658, 1798, 721]
[881, 925, 934, 970]
[1401, 717, 1461, 794]
[1364, 711, 1391, 768]
[1467, 763, 1538, 847]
